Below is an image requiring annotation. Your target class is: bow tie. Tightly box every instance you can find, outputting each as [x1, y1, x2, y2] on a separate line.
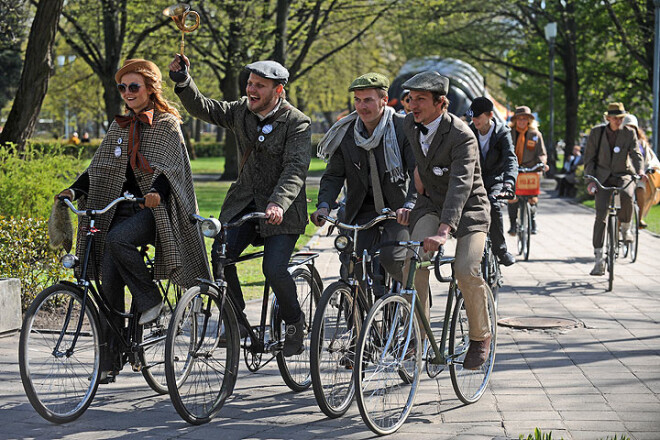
[415, 122, 429, 135]
[115, 109, 155, 173]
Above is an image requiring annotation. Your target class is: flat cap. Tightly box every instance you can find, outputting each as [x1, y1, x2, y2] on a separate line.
[245, 60, 289, 85]
[402, 71, 449, 95]
[348, 73, 390, 92]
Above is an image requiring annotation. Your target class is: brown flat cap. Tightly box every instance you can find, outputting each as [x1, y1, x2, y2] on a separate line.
[115, 59, 162, 84]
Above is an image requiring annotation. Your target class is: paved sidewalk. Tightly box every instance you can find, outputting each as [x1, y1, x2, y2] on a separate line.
[1, 191, 659, 439]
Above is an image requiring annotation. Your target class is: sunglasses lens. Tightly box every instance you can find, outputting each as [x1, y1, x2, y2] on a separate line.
[117, 84, 126, 93]
[128, 83, 140, 93]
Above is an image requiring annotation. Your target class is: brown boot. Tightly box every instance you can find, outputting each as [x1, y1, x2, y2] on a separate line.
[463, 336, 491, 370]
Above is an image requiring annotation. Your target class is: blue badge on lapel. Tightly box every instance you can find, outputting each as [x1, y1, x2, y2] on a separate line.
[114, 146, 122, 157]
[117, 137, 123, 145]
[613, 146, 621, 153]
[262, 124, 273, 134]
[533, 135, 538, 141]
[258, 135, 265, 142]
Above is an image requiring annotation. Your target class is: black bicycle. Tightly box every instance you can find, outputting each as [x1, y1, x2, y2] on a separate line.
[585, 175, 639, 291]
[310, 211, 398, 419]
[482, 190, 515, 309]
[514, 163, 545, 261]
[165, 212, 322, 424]
[19, 194, 181, 423]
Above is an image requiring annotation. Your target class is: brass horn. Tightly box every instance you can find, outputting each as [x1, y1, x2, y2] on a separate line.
[163, 3, 200, 55]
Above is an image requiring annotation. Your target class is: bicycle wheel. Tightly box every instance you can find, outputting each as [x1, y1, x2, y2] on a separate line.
[449, 288, 497, 404]
[484, 246, 500, 308]
[274, 266, 321, 392]
[354, 293, 422, 436]
[310, 281, 360, 418]
[523, 202, 532, 260]
[19, 284, 101, 423]
[629, 203, 639, 263]
[606, 216, 617, 292]
[516, 201, 526, 257]
[141, 282, 182, 394]
[165, 285, 240, 425]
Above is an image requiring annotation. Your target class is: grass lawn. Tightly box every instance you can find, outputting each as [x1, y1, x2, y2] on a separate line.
[189, 156, 327, 177]
[582, 199, 660, 234]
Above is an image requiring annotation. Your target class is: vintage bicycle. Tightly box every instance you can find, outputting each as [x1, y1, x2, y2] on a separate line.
[513, 162, 545, 261]
[19, 194, 181, 423]
[482, 190, 515, 309]
[309, 211, 400, 418]
[353, 242, 497, 435]
[164, 212, 322, 425]
[585, 174, 639, 291]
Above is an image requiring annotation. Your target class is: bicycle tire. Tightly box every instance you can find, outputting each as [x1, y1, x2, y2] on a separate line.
[449, 288, 497, 404]
[165, 285, 240, 425]
[516, 201, 526, 257]
[141, 282, 183, 394]
[274, 266, 321, 392]
[607, 216, 616, 291]
[310, 281, 360, 418]
[19, 284, 101, 423]
[523, 202, 532, 261]
[354, 293, 422, 436]
[630, 203, 639, 263]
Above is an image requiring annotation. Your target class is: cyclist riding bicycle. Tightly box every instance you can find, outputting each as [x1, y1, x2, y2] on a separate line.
[467, 97, 518, 266]
[584, 102, 643, 276]
[169, 55, 311, 357]
[507, 106, 549, 235]
[401, 71, 492, 370]
[312, 73, 417, 294]
[56, 59, 209, 382]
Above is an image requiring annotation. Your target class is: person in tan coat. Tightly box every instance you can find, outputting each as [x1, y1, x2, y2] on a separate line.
[401, 71, 492, 370]
[584, 102, 643, 276]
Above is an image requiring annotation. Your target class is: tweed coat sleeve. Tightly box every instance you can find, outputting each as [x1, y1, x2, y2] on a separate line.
[440, 122, 480, 232]
[583, 125, 603, 178]
[268, 111, 311, 212]
[175, 77, 238, 130]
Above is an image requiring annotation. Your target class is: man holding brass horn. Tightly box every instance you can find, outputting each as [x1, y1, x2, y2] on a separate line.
[169, 55, 311, 357]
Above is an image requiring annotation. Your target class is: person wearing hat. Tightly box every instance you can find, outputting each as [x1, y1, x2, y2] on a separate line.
[312, 73, 416, 295]
[399, 89, 412, 114]
[507, 105, 548, 235]
[467, 96, 518, 267]
[584, 102, 643, 276]
[56, 58, 210, 382]
[623, 114, 660, 229]
[169, 54, 311, 357]
[401, 70, 492, 370]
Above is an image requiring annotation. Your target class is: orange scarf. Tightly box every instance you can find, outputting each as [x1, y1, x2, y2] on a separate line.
[515, 126, 528, 164]
[115, 109, 155, 173]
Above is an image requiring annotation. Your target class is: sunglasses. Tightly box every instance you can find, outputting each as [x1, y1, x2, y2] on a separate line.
[117, 83, 142, 94]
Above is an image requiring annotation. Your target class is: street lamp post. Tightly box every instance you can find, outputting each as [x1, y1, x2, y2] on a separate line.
[545, 22, 557, 175]
[653, 0, 660, 154]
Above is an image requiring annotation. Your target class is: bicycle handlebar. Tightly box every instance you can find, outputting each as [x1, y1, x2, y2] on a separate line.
[58, 192, 145, 216]
[318, 210, 397, 232]
[584, 174, 639, 192]
[518, 163, 545, 173]
[190, 211, 269, 237]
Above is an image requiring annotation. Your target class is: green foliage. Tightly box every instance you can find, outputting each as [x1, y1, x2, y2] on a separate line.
[0, 216, 71, 311]
[0, 143, 84, 219]
[519, 428, 560, 440]
[191, 142, 224, 158]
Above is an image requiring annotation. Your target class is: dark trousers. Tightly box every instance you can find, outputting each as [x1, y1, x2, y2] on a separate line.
[100, 202, 160, 370]
[212, 213, 301, 325]
[487, 193, 508, 256]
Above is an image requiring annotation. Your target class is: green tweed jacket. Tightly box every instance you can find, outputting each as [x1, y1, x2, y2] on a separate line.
[176, 78, 311, 236]
[404, 112, 490, 237]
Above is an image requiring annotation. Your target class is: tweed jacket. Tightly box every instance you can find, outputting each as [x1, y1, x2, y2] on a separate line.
[317, 114, 417, 223]
[469, 118, 518, 191]
[511, 127, 547, 168]
[405, 112, 490, 237]
[74, 112, 210, 287]
[176, 78, 311, 236]
[584, 124, 643, 183]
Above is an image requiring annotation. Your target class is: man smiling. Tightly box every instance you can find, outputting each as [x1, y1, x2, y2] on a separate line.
[169, 55, 311, 357]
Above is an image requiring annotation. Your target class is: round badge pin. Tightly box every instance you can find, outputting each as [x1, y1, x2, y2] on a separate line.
[613, 146, 621, 153]
[117, 137, 123, 145]
[114, 146, 122, 157]
[262, 124, 273, 134]
[258, 135, 265, 142]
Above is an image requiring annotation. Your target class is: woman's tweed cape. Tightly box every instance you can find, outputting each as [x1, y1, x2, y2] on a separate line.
[74, 111, 210, 287]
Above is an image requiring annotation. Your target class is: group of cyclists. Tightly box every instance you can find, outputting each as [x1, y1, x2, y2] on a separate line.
[47, 54, 649, 419]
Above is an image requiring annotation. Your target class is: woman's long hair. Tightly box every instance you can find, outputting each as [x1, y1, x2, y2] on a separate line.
[125, 67, 182, 122]
[509, 117, 539, 131]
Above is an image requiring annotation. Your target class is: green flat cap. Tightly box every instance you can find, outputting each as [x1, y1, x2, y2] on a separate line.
[402, 71, 449, 95]
[348, 73, 390, 92]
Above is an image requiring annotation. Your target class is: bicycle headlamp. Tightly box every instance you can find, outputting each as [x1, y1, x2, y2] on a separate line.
[61, 254, 79, 269]
[201, 218, 222, 238]
[334, 234, 352, 252]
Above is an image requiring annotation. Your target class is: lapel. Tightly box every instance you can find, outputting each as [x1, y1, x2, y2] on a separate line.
[344, 124, 370, 190]
[424, 113, 452, 170]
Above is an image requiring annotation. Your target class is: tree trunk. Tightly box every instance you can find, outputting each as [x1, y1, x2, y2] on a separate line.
[220, 66, 239, 180]
[0, 0, 65, 151]
[274, 0, 289, 65]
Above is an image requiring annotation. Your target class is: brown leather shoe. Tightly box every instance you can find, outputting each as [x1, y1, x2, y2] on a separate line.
[463, 336, 491, 370]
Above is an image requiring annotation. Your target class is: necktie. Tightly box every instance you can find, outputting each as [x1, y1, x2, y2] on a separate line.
[115, 109, 155, 173]
[415, 122, 429, 135]
[368, 150, 385, 213]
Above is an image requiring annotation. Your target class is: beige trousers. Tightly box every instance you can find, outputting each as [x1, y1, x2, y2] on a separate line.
[403, 214, 491, 341]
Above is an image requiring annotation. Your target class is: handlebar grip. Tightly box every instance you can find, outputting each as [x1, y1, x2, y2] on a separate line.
[433, 245, 445, 282]
[135, 197, 146, 204]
